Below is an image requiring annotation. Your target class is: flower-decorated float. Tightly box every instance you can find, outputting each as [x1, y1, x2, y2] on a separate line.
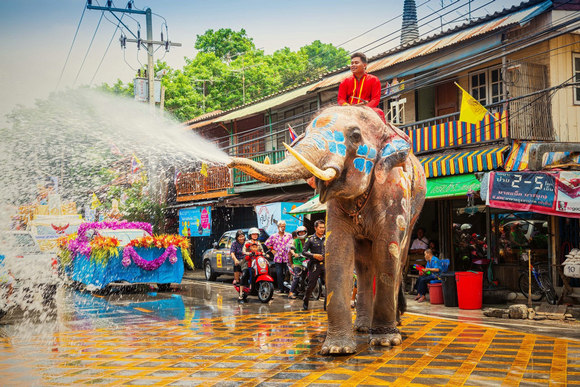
[58, 221, 193, 289]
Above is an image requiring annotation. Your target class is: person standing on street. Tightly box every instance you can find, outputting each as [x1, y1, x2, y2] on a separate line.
[230, 230, 247, 302]
[265, 220, 293, 294]
[302, 220, 326, 311]
[288, 225, 308, 299]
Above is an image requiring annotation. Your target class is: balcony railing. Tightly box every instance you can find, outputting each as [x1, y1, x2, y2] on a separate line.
[232, 149, 287, 185]
[176, 166, 232, 201]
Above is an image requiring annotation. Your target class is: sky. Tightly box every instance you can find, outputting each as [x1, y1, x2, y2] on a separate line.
[0, 0, 525, 122]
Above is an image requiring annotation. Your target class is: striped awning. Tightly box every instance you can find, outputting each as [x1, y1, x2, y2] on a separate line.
[419, 146, 509, 178]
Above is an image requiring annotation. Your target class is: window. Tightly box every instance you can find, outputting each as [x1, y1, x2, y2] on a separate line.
[387, 98, 406, 125]
[218, 235, 232, 249]
[469, 68, 503, 106]
[574, 53, 580, 104]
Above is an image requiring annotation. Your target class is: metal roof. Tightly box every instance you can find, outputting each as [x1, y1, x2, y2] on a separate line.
[215, 84, 313, 123]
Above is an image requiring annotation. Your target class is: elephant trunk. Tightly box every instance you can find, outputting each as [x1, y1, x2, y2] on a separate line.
[228, 154, 314, 184]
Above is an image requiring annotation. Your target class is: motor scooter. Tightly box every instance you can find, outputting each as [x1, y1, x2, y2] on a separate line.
[284, 257, 323, 300]
[234, 253, 274, 303]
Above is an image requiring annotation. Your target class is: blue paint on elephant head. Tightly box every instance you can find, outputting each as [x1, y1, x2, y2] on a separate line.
[365, 160, 374, 175]
[381, 139, 409, 157]
[311, 134, 326, 150]
[357, 144, 369, 157]
[310, 125, 347, 157]
[353, 144, 377, 175]
[328, 141, 337, 154]
[354, 158, 366, 172]
[322, 130, 334, 141]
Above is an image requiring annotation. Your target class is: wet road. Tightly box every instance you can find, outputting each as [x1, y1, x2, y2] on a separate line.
[1, 278, 579, 386]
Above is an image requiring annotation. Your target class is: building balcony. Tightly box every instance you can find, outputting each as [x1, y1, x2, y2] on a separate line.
[175, 166, 232, 202]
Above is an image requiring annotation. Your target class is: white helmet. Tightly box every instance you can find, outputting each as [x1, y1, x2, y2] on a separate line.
[248, 227, 260, 238]
[296, 226, 307, 239]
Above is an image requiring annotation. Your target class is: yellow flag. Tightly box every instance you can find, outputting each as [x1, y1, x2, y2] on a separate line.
[91, 193, 101, 209]
[200, 163, 208, 177]
[456, 82, 488, 124]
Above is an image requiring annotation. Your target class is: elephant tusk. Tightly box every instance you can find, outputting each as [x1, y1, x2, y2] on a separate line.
[283, 143, 337, 181]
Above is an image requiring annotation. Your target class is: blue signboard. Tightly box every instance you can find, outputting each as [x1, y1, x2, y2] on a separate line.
[489, 172, 556, 208]
[179, 206, 212, 237]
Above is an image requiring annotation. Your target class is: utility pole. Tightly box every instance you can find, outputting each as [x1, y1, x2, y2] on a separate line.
[192, 78, 217, 113]
[87, 1, 181, 107]
[229, 53, 262, 104]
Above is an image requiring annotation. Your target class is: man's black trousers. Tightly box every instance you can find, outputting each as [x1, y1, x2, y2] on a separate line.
[303, 262, 325, 302]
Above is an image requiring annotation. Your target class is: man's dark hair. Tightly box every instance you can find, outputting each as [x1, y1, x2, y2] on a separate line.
[417, 227, 426, 233]
[314, 219, 325, 228]
[351, 52, 367, 64]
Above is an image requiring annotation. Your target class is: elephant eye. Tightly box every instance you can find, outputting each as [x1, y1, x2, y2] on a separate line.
[350, 131, 362, 143]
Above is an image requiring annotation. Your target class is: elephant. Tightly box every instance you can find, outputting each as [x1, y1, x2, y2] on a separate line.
[228, 105, 426, 355]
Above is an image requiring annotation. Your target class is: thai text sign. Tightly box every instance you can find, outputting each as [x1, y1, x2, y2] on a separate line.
[487, 171, 580, 218]
[179, 206, 212, 237]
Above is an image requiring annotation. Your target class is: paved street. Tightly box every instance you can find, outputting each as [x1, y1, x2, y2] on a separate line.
[1, 274, 580, 386]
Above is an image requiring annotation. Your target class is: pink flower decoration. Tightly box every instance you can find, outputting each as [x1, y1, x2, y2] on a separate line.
[122, 245, 177, 271]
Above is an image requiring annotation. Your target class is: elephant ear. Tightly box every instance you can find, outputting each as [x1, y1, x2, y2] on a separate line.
[375, 124, 411, 184]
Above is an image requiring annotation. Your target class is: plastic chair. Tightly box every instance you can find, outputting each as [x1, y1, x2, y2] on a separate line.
[430, 259, 450, 284]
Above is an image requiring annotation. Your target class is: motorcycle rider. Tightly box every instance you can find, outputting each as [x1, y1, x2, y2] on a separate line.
[243, 228, 263, 289]
[243, 242, 263, 291]
[288, 226, 308, 299]
[302, 220, 326, 311]
[243, 228, 264, 255]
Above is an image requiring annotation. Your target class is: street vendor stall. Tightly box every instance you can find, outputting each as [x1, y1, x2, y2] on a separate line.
[58, 221, 193, 289]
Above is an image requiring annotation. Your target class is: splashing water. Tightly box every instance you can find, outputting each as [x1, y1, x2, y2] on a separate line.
[0, 88, 231, 338]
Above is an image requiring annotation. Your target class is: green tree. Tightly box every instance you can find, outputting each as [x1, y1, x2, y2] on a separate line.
[299, 40, 350, 74]
[195, 28, 255, 62]
[97, 78, 133, 97]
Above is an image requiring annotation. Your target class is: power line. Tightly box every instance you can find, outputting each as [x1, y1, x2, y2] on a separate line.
[90, 13, 125, 85]
[55, 1, 88, 92]
[73, 11, 105, 88]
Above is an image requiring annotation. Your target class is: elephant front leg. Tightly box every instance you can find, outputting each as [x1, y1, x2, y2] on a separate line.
[369, 240, 405, 347]
[320, 227, 356, 355]
[353, 243, 374, 332]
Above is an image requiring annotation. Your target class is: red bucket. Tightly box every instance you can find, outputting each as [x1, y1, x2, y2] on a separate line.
[428, 282, 444, 304]
[455, 271, 483, 310]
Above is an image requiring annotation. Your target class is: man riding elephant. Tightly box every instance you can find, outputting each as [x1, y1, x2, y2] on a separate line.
[228, 105, 426, 355]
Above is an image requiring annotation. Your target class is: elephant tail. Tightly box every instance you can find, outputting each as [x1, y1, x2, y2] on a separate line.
[397, 283, 407, 325]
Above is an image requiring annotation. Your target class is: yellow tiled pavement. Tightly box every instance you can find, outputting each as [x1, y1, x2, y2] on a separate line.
[1, 310, 579, 386]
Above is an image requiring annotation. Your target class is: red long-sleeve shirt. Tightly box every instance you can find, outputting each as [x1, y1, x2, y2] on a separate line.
[337, 73, 381, 108]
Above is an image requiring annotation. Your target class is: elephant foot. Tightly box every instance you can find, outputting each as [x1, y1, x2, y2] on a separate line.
[368, 327, 402, 347]
[354, 324, 370, 333]
[320, 335, 357, 355]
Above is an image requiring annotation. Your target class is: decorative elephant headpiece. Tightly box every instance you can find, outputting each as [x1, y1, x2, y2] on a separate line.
[228, 106, 411, 202]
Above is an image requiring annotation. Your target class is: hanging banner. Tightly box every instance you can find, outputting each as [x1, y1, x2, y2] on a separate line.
[487, 171, 580, 218]
[256, 202, 303, 236]
[179, 206, 212, 237]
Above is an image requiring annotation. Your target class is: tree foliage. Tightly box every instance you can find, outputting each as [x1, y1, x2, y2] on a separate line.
[100, 29, 350, 122]
[194, 28, 255, 61]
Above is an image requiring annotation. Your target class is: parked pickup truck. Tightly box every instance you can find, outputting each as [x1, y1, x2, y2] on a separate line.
[0, 231, 59, 302]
